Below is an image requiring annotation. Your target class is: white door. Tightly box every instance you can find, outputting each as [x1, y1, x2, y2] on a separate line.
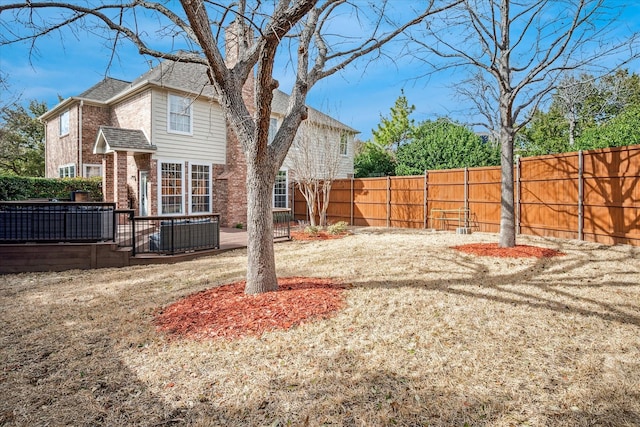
[139, 171, 150, 216]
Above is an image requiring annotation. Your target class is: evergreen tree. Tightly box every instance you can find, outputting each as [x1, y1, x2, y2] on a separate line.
[371, 90, 415, 151]
[519, 106, 571, 156]
[0, 100, 47, 177]
[576, 105, 640, 150]
[395, 119, 500, 175]
[353, 141, 396, 178]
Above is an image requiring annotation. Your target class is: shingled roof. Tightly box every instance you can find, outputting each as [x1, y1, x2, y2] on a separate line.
[131, 60, 216, 98]
[271, 89, 358, 134]
[45, 59, 357, 135]
[79, 78, 132, 102]
[94, 126, 157, 154]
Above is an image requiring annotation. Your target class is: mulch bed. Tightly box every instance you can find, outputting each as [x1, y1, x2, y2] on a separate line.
[154, 277, 345, 341]
[290, 230, 351, 241]
[452, 243, 565, 258]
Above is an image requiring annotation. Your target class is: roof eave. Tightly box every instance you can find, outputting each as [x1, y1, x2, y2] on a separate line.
[40, 97, 111, 121]
[104, 80, 219, 105]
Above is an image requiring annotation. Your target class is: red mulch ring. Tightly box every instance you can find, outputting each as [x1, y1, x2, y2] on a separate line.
[452, 243, 565, 258]
[154, 277, 345, 341]
[290, 230, 351, 241]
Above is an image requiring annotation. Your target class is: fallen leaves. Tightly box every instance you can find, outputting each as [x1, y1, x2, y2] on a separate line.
[154, 277, 345, 341]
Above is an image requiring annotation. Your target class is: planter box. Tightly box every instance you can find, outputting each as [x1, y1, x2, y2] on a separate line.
[148, 219, 218, 253]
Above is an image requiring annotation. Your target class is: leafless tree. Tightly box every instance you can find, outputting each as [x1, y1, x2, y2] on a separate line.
[553, 74, 596, 146]
[411, 0, 639, 247]
[0, 0, 461, 293]
[288, 121, 344, 227]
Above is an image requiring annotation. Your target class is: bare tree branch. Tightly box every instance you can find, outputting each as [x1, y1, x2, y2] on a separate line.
[0, 0, 462, 293]
[408, 0, 640, 247]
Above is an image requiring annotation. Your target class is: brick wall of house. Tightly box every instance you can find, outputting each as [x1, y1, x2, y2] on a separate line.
[103, 92, 152, 211]
[149, 159, 158, 216]
[113, 152, 129, 209]
[102, 155, 115, 203]
[110, 90, 152, 133]
[212, 163, 228, 222]
[124, 154, 138, 210]
[45, 104, 80, 178]
[131, 154, 152, 216]
[80, 104, 111, 176]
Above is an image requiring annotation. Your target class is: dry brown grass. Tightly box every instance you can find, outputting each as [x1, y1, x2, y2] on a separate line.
[1, 228, 639, 426]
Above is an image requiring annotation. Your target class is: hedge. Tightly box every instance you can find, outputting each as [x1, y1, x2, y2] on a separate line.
[0, 176, 103, 201]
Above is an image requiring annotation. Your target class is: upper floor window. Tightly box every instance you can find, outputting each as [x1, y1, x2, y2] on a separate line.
[59, 164, 75, 178]
[59, 110, 70, 136]
[168, 94, 192, 134]
[339, 132, 348, 156]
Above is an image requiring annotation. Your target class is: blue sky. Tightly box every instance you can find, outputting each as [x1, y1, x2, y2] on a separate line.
[1, 1, 639, 141]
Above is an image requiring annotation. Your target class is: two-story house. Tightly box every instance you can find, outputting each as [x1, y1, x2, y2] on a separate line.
[40, 57, 358, 227]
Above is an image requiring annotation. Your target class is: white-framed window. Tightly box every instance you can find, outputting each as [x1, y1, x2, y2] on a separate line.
[189, 163, 212, 214]
[59, 110, 70, 136]
[84, 164, 102, 178]
[273, 169, 288, 208]
[159, 161, 184, 214]
[339, 132, 348, 156]
[268, 117, 278, 144]
[58, 163, 75, 178]
[168, 94, 192, 135]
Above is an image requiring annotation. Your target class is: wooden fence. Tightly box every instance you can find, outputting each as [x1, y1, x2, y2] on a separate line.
[292, 144, 640, 247]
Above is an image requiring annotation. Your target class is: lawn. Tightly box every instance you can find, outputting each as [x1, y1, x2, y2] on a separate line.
[1, 228, 639, 426]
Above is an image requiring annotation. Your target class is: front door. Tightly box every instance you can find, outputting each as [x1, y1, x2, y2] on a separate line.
[139, 171, 150, 216]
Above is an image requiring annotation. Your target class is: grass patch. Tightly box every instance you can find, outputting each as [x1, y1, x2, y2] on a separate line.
[1, 229, 639, 426]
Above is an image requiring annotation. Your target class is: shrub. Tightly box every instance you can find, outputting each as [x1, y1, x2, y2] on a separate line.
[0, 176, 103, 201]
[304, 225, 320, 236]
[327, 221, 348, 235]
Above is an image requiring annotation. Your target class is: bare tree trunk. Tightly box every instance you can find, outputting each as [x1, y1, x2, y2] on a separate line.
[245, 161, 277, 294]
[498, 1, 516, 248]
[568, 118, 576, 146]
[319, 180, 332, 227]
[298, 181, 318, 227]
[498, 136, 516, 247]
[498, 108, 516, 248]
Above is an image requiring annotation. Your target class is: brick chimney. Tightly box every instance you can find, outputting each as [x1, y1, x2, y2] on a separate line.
[218, 21, 256, 228]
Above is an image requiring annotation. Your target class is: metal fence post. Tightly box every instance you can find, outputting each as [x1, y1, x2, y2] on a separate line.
[131, 212, 137, 256]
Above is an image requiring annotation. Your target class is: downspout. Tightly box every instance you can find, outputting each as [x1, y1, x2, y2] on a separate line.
[78, 100, 83, 176]
[43, 119, 48, 177]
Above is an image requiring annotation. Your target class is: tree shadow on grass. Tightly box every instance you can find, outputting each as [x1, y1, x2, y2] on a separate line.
[2, 240, 638, 426]
[349, 240, 640, 328]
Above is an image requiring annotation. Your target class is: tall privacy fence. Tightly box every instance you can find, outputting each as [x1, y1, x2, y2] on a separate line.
[293, 144, 639, 247]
